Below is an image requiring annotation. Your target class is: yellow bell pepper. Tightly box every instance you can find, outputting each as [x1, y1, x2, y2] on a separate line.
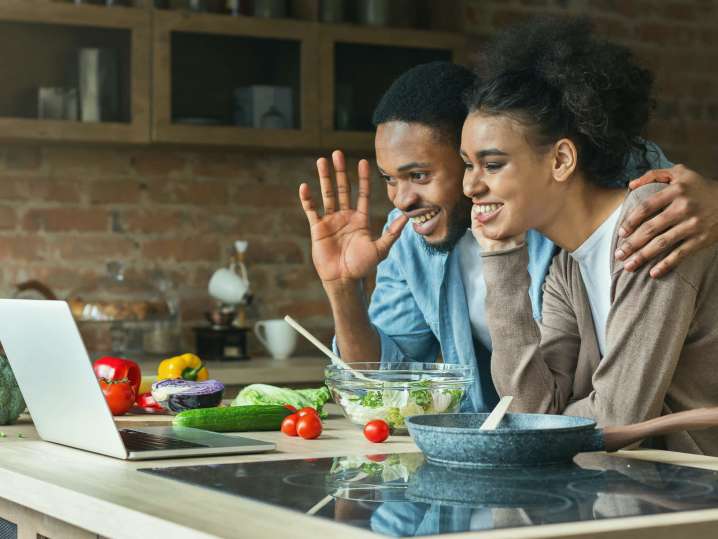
[157, 353, 209, 382]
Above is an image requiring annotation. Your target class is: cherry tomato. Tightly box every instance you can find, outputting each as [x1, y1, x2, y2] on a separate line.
[283, 404, 297, 412]
[99, 378, 135, 416]
[363, 420, 390, 443]
[296, 407, 319, 418]
[296, 414, 323, 439]
[281, 413, 299, 436]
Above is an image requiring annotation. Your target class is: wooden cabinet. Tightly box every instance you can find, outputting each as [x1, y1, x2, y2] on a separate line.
[0, 0, 151, 144]
[0, 0, 465, 150]
[152, 9, 320, 148]
[318, 24, 464, 151]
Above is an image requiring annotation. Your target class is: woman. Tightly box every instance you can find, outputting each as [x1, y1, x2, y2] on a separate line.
[461, 18, 718, 454]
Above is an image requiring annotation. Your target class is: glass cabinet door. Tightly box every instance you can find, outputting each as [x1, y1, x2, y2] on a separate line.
[0, 2, 150, 143]
[152, 11, 320, 148]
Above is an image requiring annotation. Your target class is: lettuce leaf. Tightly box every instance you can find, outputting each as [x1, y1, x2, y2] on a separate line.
[232, 384, 331, 418]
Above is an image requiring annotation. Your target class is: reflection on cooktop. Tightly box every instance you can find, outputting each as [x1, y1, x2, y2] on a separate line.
[139, 453, 718, 537]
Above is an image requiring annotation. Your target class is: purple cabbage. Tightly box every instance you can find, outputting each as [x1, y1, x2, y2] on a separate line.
[151, 379, 224, 412]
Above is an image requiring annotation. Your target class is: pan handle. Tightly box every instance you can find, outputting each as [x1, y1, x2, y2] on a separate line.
[602, 407, 718, 452]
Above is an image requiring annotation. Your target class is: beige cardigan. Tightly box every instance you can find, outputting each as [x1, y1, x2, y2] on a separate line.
[481, 183, 718, 455]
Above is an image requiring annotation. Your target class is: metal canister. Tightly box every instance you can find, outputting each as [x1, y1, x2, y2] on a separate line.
[78, 48, 119, 123]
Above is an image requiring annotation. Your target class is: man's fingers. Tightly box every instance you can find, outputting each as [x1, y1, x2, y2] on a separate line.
[621, 219, 695, 272]
[648, 236, 703, 278]
[618, 184, 681, 238]
[356, 159, 372, 215]
[332, 150, 352, 211]
[628, 168, 673, 190]
[316, 157, 336, 214]
[616, 204, 681, 259]
[298, 183, 320, 226]
[374, 213, 408, 260]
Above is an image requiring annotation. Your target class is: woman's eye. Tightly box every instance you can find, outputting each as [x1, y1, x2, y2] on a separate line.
[485, 162, 504, 172]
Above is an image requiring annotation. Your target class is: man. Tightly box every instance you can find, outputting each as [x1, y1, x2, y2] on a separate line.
[299, 61, 718, 411]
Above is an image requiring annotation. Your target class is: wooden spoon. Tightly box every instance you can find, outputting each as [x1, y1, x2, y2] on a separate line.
[479, 396, 514, 431]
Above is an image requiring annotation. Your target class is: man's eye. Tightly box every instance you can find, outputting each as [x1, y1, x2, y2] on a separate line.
[485, 162, 504, 172]
[410, 172, 428, 182]
[381, 174, 396, 185]
[463, 162, 473, 170]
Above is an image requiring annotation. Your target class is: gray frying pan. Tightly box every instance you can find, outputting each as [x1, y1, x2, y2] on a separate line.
[406, 408, 718, 468]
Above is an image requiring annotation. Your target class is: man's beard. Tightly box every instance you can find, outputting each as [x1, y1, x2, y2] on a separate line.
[420, 197, 472, 255]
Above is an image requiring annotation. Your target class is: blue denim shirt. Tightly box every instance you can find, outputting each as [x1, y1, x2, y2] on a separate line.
[335, 142, 671, 413]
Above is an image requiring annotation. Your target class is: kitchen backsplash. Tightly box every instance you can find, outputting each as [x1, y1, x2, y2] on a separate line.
[0, 145, 393, 355]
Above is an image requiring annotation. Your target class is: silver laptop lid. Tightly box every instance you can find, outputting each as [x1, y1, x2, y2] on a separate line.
[0, 299, 127, 459]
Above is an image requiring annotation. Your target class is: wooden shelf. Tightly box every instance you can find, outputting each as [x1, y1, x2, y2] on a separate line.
[152, 9, 321, 147]
[0, 0, 151, 144]
[0, 1, 465, 150]
[319, 23, 465, 151]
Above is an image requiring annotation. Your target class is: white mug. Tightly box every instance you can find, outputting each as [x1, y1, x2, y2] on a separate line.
[208, 267, 247, 304]
[253, 319, 297, 360]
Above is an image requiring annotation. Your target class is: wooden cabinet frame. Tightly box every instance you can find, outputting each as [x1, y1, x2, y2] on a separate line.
[0, 2, 465, 151]
[151, 10, 321, 148]
[0, 0, 151, 144]
[318, 24, 465, 152]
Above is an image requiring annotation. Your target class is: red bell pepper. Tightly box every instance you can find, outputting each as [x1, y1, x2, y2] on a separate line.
[93, 356, 141, 397]
[136, 392, 165, 413]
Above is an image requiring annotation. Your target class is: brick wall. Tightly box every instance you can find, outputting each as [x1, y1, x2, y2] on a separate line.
[0, 145, 393, 355]
[1, 1, 715, 357]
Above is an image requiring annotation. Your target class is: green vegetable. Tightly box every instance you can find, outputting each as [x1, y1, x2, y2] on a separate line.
[447, 389, 464, 410]
[173, 405, 292, 432]
[232, 384, 331, 418]
[359, 390, 383, 408]
[408, 380, 432, 410]
[386, 407, 403, 428]
[0, 354, 25, 426]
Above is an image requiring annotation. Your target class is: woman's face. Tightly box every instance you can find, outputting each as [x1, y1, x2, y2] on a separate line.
[461, 111, 562, 241]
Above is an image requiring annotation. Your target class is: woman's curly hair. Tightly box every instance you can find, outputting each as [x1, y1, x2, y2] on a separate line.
[466, 17, 655, 187]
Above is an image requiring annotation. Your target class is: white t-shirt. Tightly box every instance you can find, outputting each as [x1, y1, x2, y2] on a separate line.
[570, 205, 623, 356]
[457, 230, 493, 351]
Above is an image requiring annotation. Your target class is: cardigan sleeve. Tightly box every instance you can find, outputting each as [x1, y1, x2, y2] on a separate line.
[481, 245, 581, 413]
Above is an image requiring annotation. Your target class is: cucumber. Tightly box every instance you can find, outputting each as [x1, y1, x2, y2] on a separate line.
[173, 405, 292, 432]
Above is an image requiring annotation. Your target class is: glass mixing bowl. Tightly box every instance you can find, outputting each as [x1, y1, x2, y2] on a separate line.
[325, 362, 475, 434]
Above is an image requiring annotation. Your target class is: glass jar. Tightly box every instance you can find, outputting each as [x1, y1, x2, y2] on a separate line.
[68, 262, 180, 359]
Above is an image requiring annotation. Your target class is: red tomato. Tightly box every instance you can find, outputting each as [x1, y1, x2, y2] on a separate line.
[296, 407, 319, 418]
[363, 420, 390, 443]
[283, 404, 297, 412]
[366, 454, 388, 462]
[99, 378, 135, 416]
[296, 414, 323, 439]
[281, 413, 299, 436]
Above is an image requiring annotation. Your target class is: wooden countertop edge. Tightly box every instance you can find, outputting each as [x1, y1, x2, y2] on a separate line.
[2, 419, 718, 539]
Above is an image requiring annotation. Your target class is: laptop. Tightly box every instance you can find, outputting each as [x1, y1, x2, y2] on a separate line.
[0, 299, 275, 460]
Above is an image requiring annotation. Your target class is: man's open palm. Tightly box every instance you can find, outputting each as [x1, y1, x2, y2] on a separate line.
[299, 150, 407, 283]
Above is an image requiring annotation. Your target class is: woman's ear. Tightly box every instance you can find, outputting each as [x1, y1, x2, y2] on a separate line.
[552, 139, 578, 183]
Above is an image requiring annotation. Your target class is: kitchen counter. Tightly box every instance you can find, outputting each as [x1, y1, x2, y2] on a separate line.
[136, 355, 330, 388]
[2, 409, 718, 539]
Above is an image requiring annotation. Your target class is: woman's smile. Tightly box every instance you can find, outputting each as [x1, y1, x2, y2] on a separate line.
[472, 203, 504, 225]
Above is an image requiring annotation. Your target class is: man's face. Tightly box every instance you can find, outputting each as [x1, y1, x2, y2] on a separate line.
[375, 121, 470, 253]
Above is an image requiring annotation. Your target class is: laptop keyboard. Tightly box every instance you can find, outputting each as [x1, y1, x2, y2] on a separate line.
[120, 429, 209, 452]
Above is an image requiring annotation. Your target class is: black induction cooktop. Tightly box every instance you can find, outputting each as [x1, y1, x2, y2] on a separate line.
[139, 452, 718, 536]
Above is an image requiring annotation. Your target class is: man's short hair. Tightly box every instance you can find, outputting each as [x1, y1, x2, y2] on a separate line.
[372, 61, 475, 146]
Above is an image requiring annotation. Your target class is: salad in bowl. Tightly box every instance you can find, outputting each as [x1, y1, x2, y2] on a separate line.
[325, 362, 475, 433]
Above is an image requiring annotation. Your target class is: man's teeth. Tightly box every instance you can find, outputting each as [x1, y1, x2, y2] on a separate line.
[411, 210, 439, 224]
[475, 203, 502, 215]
